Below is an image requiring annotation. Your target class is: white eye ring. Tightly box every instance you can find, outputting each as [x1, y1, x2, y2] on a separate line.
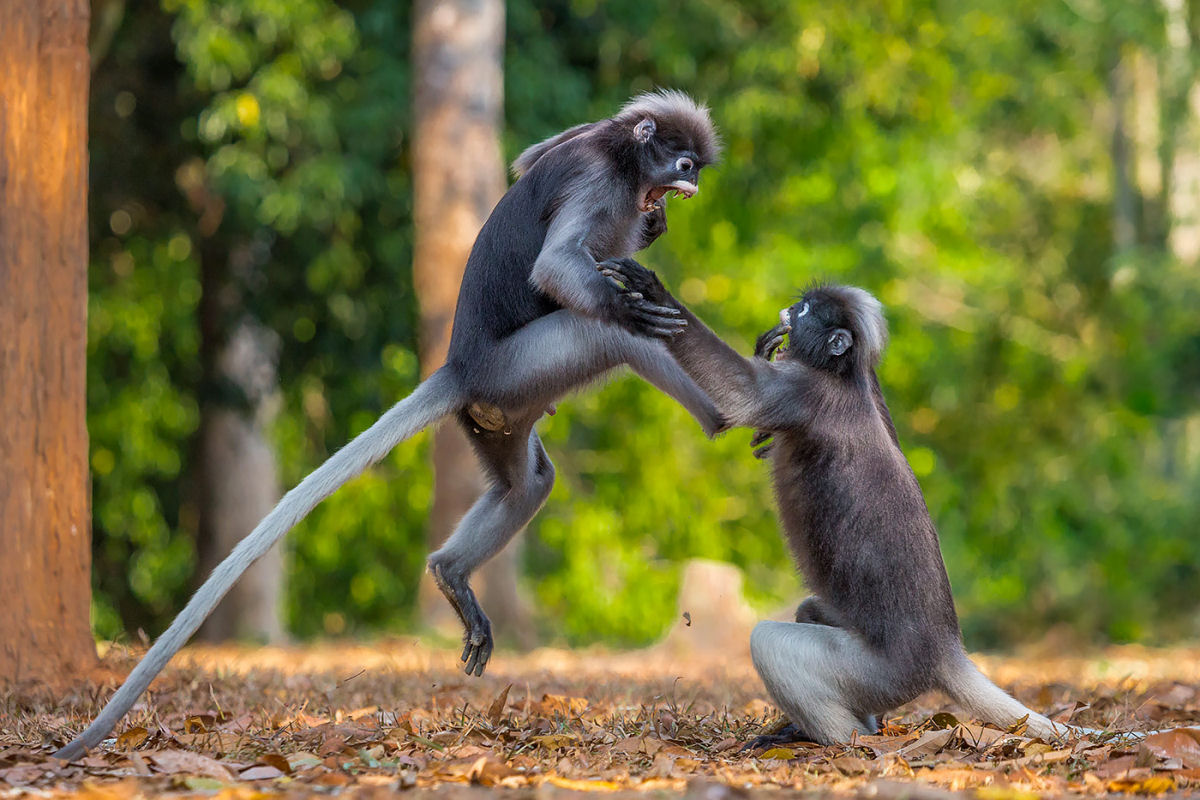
[796, 301, 810, 317]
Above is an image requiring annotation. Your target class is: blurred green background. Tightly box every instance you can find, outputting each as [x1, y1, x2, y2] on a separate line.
[88, 0, 1200, 650]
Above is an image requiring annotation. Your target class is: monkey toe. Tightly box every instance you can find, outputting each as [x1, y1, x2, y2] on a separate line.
[741, 723, 814, 753]
[461, 622, 493, 677]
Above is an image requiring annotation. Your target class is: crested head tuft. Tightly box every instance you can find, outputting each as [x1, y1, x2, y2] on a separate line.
[615, 89, 722, 164]
[835, 286, 887, 364]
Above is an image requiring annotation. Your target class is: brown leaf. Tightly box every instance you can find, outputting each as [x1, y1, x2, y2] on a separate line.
[856, 734, 915, 756]
[257, 753, 292, 775]
[487, 683, 512, 726]
[238, 765, 284, 781]
[466, 756, 515, 786]
[313, 771, 352, 787]
[998, 747, 1073, 768]
[148, 749, 235, 782]
[537, 694, 589, 717]
[533, 733, 578, 750]
[953, 723, 1011, 751]
[1107, 775, 1176, 795]
[115, 726, 149, 750]
[1141, 728, 1200, 769]
[183, 714, 214, 733]
[895, 728, 953, 759]
[0, 764, 43, 785]
[832, 755, 875, 775]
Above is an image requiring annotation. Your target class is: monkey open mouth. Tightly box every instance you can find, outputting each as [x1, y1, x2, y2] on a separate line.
[640, 180, 698, 212]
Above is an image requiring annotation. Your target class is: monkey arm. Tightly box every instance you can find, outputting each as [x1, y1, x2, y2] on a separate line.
[530, 205, 627, 319]
[600, 259, 819, 430]
[597, 259, 775, 424]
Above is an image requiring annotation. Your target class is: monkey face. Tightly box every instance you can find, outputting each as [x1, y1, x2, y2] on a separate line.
[637, 150, 701, 212]
[632, 118, 706, 213]
[767, 293, 859, 372]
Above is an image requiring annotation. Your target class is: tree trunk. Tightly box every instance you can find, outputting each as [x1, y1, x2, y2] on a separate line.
[0, 0, 97, 682]
[1109, 50, 1137, 252]
[1160, 0, 1200, 264]
[412, 0, 530, 642]
[196, 319, 285, 643]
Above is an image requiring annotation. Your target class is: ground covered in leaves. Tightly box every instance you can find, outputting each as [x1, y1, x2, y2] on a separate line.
[4, 641, 1200, 798]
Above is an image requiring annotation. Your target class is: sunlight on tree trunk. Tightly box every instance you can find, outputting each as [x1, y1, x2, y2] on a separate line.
[1160, 0, 1200, 264]
[0, 0, 97, 682]
[412, 0, 530, 643]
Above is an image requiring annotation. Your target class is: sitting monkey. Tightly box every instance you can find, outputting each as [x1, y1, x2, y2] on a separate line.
[601, 259, 1081, 745]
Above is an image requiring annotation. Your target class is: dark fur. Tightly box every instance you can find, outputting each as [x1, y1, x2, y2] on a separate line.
[53, 92, 722, 761]
[602, 262, 1071, 745]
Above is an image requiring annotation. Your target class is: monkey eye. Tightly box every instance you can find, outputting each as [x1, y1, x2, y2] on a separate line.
[675, 156, 694, 173]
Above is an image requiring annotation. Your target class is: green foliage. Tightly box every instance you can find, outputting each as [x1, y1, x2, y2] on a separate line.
[88, 0, 1200, 648]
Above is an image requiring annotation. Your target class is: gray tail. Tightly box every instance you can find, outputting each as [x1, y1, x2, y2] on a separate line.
[939, 652, 1073, 740]
[941, 653, 1159, 743]
[54, 368, 461, 761]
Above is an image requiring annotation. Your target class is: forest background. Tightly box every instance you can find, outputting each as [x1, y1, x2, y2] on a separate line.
[86, 0, 1200, 654]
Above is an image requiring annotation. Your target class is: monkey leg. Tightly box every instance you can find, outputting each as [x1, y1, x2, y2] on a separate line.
[794, 596, 851, 628]
[749, 620, 899, 745]
[481, 310, 723, 435]
[428, 425, 555, 677]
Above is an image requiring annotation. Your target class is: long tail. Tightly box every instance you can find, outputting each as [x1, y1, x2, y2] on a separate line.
[54, 368, 462, 761]
[938, 651, 1154, 743]
[939, 652, 1072, 740]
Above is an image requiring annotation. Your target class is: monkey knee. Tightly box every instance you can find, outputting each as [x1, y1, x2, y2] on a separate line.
[750, 620, 795, 677]
[427, 551, 463, 587]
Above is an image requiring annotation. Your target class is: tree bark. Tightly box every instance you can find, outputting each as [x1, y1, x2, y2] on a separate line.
[412, 0, 530, 641]
[1160, 0, 1200, 264]
[0, 0, 97, 682]
[196, 319, 285, 643]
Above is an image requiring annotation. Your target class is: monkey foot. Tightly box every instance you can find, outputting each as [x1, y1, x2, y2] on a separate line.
[741, 723, 815, 753]
[468, 402, 510, 434]
[461, 625, 493, 677]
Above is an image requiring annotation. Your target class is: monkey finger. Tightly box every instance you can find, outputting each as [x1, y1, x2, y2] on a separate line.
[640, 324, 687, 339]
[632, 300, 681, 316]
[753, 443, 775, 459]
[631, 312, 686, 332]
[750, 429, 772, 447]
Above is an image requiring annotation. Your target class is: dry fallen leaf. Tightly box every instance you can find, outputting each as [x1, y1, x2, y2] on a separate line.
[148, 749, 235, 781]
[487, 683, 512, 726]
[1140, 727, 1200, 769]
[114, 727, 149, 751]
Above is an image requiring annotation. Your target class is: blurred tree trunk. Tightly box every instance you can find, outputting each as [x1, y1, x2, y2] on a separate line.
[412, 0, 530, 642]
[194, 236, 286, 643]
[1160, 0, 1200, 264]
[195, 321, 285, 643]
[1109, 49, 1137, 252]
[0, 0, 97, 681]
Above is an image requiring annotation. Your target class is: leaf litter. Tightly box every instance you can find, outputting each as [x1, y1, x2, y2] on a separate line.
[2, 641, 1198, 797]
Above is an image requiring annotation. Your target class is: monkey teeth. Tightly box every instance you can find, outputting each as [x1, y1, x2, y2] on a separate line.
[667, 180, 698, 199]
[642, 181, 698, 212]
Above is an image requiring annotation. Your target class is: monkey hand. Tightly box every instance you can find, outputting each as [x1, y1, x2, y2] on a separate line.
[598, 259, 685, 339]
[637, 198, 669, 250]
[755, 323, 790, 361]
[750, 429, 775, 459]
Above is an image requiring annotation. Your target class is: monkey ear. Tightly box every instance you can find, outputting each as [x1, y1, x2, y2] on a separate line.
[634, 117, 656, 143]
[828, 329, 853, 356]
